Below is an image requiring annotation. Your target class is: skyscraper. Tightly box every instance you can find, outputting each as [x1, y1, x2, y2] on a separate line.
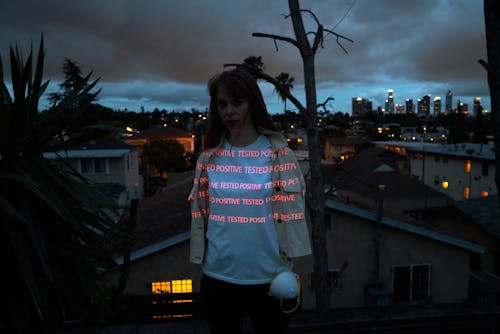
[405, 99, 414, 114]
[352, 97, 372, 116]
[473, 97, 482, 117]
[418, 94, 431, 114]
[385, 89, 395, 114]
[433, 96, 441, 116]
[445, 90, 453, 114]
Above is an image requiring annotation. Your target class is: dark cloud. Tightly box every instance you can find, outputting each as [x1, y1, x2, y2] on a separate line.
[0, 0, 490, 113]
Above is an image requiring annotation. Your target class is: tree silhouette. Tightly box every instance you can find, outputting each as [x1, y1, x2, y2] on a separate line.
[250, 0, 353, 311]
[49, 58, 98, 107]
[479, 0, 500, 202]
[275, 72, 295, 113]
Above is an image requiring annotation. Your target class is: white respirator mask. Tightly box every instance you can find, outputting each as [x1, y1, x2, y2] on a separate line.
[269, 271, 300, 299]
[268, 252, 302, 313]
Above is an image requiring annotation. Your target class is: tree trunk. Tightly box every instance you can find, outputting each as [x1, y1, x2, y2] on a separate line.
[482, 0, 500, 203]
[289, 0, 330, 312]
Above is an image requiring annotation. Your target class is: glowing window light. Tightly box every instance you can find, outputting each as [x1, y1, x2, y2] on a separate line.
[463, 187, 470, 199]
[481, 191, 489, 197]
[152, 281, 171, 294]
[172, 279, 193, 293]
[441, 180, 449, 189]
[464, 160, 471, 173]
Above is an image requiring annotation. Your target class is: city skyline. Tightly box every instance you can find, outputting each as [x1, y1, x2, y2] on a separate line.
[0, 0, 491, 115]
[353, 87, 485, 116]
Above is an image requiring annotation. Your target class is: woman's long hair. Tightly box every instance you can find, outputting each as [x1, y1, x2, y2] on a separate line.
[204, 68, 278, 148]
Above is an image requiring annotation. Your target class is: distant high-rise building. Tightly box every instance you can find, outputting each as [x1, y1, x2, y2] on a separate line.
[445, 90, 453, 114]
[473, 97, 482, 117]
[433, 96, 441, 115]
[396, 103, 404, 114]
[418, 94, 431, 114]
[405, 99, 414, 114]
[457, 101, 469, 115]
[352, 97, 372, 116]
[385, 89, 394, 114]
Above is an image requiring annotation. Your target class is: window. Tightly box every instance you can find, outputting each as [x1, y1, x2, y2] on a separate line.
[151, 279, 194, 318]
[151, 279, 192, 294]
[392, 264, 431, 303]
[481, 191, 489, 197]
[127, 154, 132, 170]
[172, 279, 193, 293]
[81, 158, 94, 174]
[80, 158, 108, 174]
[463, 186, 470, 199]
[464, 160, 471, 173]
[152, 281, 171, 294]
[481, 162, 489, 176]
[95, 158, 106, 173]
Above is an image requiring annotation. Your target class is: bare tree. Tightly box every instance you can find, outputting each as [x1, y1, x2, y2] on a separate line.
[251, 0, 353, 311]
[479, 0, 500, 204]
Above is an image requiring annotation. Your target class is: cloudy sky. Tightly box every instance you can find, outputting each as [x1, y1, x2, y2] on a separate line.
[0, 0, 490, 115]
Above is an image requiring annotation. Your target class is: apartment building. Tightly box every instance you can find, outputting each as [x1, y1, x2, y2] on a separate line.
[376, 141, 496, 201]
[43, 139, 144, 208]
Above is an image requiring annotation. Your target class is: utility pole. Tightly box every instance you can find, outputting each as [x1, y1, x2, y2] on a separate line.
[374, 184, 385, 288]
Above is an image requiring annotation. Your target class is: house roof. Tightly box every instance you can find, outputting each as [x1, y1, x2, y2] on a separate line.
[115, 171, 193, 263]
[322, 146, 453, 211]
[133, 125, 192, 139]
[375, 141, 495, 161]
[325, 137, 368, 146]
[326, 198, 485, 254]
[43, 139, 134, 159]
[454, 195, 500, 241]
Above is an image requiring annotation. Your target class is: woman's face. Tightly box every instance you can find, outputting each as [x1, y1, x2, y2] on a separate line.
[216, 84, 254, 136]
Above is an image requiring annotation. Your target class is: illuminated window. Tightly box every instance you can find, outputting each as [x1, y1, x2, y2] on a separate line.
[172, 279, 193, 293]
[464, 160, 471, 173]
[481, 191, 489, 197]
[152, 281, 171, 294]
[441, 180, 449, 189]
[463, 187, 470, 199]
[151, 280, 194, 319]
[152, 279, 192, 294]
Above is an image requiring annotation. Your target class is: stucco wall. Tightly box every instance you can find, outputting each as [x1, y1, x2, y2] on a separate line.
[317, 212, 471, 309]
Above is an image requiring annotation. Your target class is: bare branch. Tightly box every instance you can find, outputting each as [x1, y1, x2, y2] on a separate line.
[300, 9, 321, 26]
[478, 59, 495, 74]
[252, 32, 298, 48]
[324, 29, 354, 43]
[317, 97, 335, 112]
[311, 24, 324, 54]
[323, 28, 354, 54]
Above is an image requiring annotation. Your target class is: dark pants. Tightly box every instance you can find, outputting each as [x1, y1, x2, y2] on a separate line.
[200, 274, 288, 334]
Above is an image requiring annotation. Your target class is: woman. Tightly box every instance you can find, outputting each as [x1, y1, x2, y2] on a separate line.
[189, 68, 311, 334]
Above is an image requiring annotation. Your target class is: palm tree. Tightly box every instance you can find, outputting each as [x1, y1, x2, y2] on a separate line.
[275, 72, 295, 113]
[0, 37, 121, 333]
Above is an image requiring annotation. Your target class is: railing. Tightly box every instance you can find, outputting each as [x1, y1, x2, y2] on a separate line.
[118, 292, 203, 322]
